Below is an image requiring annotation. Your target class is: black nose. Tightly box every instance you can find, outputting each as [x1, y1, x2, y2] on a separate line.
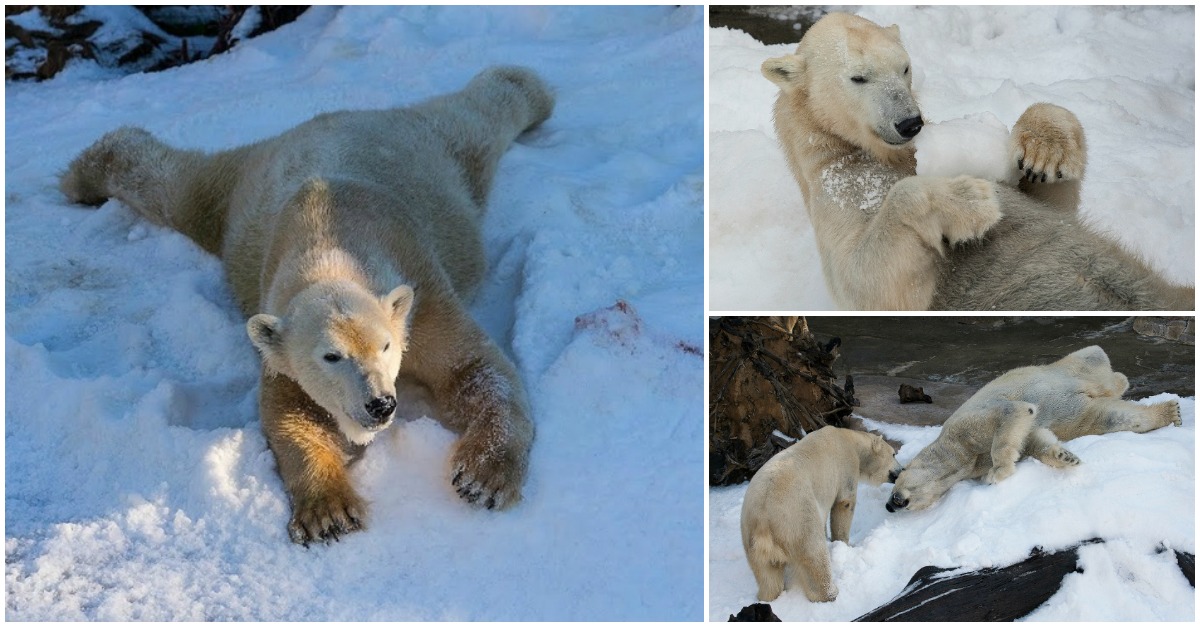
[895, 116, 923, 139]
[888, 469, 900, 483]
[887, 493, 908, 512]
[365, 395, 396, 421]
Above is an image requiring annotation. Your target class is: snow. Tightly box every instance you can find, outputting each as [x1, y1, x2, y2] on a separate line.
[709, 395, 1195, 621]
[914, 113, 1016, 185]
[5, 6, 703, 621]
[709, 6, 1195, 310]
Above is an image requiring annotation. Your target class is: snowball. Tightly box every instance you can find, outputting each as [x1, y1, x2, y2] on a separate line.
[914, 112, 1016, 185]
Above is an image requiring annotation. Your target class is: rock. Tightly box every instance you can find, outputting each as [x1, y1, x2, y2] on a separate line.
[728, 603, 781, 622]
[897, 383, 932, 404]
[1133, 317, 1195, 346]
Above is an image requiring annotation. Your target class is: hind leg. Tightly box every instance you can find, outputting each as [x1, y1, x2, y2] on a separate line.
[416, 66, 555, 208]
[747, 549, 787, 602]
[1024, 427, 1082, 468]
[1092, 397, 1183, 433]
[59, 127, 228, 253]
[792, 541, 838, 603]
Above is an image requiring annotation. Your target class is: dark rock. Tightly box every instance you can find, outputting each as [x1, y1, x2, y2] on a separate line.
[729, 602, 782, 622]
[1175, 551, 1195, 587]
[854, 539, 1103, 621]
[897, 384, 932, 404]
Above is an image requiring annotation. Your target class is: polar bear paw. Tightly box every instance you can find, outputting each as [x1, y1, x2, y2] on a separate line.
[450, 435, 527, 511]
[287, 487, 366, 546]
[942, 176, 1003, 244]
[1048, 445, 1082, 468]
[984, 462, 1016, 485]
[1161, 399, 1183, 427]
[1011, 103, 1086, 183]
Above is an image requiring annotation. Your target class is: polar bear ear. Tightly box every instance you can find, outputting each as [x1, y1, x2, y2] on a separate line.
[247, 314, 287, 369]
[885, 24, 902, 41]
[383, 285, 415, 327]
[761, 55, 806, 91]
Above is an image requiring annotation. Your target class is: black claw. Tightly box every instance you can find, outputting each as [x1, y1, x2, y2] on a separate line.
[1057, 170, 1062, 179]
[465, 490, 481, 504]
[1025, 168, 1033, 180]
[1017, 158, 1024, 170]
[486, 497, 496, 510]
[1040, 172, 1046, 183]
[452, 468, 464, 486]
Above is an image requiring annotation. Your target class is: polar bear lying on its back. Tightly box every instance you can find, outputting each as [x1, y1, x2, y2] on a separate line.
[887, 346, 1182, 513]
[741, 427, 901, 602]
[60, 67, 552, 545]
[761, 12, 1194, 311]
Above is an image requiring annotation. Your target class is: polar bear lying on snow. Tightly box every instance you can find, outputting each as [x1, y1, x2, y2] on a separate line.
[61, 67, 552, 545]
[761, 12, 1193, 311]
[741, 427, 901, 602]
[887, 345, 1182, 513]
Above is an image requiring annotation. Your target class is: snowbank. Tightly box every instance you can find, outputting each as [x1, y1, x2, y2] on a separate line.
[709, 395, 1195, 621]
[710, 6, 1195, 310]
[5, 6, 703, 621]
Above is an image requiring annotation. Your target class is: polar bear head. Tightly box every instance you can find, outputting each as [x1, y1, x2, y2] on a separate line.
[858, 431, 904, 486]
[247, 282, 415, 445]
[762, 12, 922, 158]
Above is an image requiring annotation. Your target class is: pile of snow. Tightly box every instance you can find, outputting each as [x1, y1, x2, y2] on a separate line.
[914, 113, 1015, 184]
[710, 6, 1195, 310]
[709, 395, 1195, 621]
[5, 6, 703, 621]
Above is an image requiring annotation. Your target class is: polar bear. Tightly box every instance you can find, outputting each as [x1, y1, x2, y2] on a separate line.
[60, 67, 552, 545]
[761, 12, 1193, 311]
[741, 427, 901, 602]
[886, 345, 1182, 512]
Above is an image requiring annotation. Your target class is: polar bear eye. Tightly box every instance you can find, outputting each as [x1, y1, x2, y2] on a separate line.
[323, 353, 342, 363]
[383, 342, 390, 352]
[904, 65, 910, 75]
[850, 75, 868, 84]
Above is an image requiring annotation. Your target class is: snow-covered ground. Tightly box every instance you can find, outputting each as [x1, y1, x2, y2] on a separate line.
[709, 6, 1195, 310]
[5, 6, 703, 621]
[710, 395, 1196, 621]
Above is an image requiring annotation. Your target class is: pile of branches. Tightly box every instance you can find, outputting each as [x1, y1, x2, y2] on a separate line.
[5, 6, 308, 80]
[709, 316, 854, 486]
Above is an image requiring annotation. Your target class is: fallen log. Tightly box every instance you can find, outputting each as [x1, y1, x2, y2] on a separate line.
[854, 539, 1103, 622]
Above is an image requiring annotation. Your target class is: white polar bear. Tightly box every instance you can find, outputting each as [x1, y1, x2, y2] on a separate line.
[887, 345, 1182, 512]
[741, 427, 901, 602]
[60, 67, 552, 545]
[761, 12, 1193, 311]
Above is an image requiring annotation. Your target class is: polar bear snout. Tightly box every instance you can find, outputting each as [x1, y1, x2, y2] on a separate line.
[895, 115, 923, 140]
[885, 492, 908, 512]
[365, 394, 397, 422]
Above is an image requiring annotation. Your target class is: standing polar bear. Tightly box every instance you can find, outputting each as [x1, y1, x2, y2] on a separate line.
[60, 67, 552, 545]
[741, 427, 901, 603]
[761, 12, 1193, 311]
[887, 346, 1182, 513]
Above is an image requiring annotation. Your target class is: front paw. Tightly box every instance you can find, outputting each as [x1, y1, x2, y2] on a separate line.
[943, 176, 1002, 244]
[449, 433, 529, 510]
[1011, 103, 1086, 183]
[288, 488, 366, 546]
